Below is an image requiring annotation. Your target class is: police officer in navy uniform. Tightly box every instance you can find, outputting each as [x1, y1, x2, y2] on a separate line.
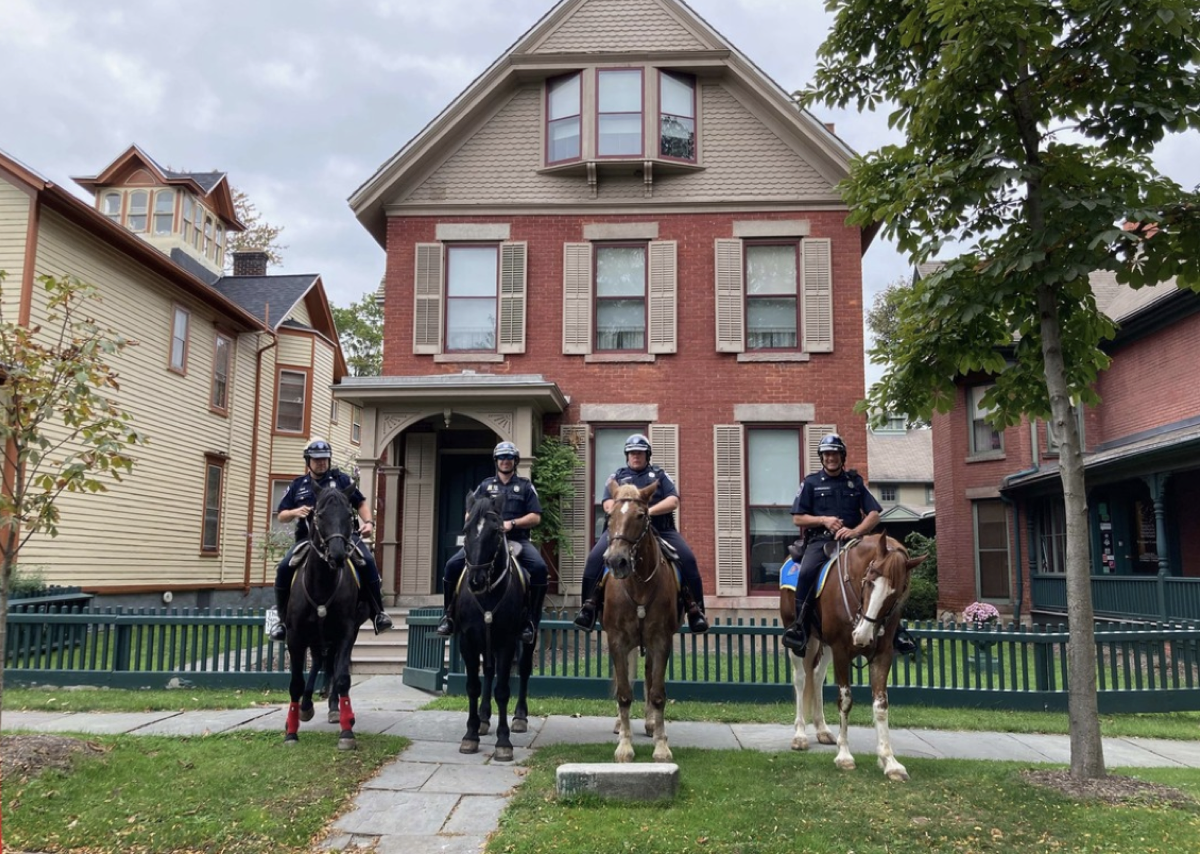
[268, 438, 394, 641]
[781, 433, 917, 655]
[435, 441, 547, 645]
[573, 433, 709, 634]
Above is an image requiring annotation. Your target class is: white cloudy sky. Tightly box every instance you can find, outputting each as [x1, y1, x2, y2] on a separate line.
[2, 0, 1197, 384]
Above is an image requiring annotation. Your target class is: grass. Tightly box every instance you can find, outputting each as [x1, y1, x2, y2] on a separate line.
[494, 743, 1200, 854]
[3, 685, 292, 713]
[3, 730, 408, 854]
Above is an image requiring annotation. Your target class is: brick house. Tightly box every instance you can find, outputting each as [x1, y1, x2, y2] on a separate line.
[932, 269, 1200, 622]
[341, 0, 878, 617]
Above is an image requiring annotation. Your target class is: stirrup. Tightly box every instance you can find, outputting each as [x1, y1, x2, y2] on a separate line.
[686, 606, 709, 634]
[269, 624, 287, 642]
[781, 622, 808, 653]
[373, 612, 394, 634]
[522, 621, 536, 645]
[573, 602, 598, 631]
[435, 612, 454, 636]
[893, 626, 918, 656]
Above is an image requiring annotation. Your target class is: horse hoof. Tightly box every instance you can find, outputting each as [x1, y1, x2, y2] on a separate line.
[886, 768, 910, 782]
[835, 758, 856, 771]
[511, 718, 527, 734]
[494, 746, 514, 763]
[791, 736, 809, 751]
[817, 731, 836, 746]
[615, 746, 635, 763]
[328, 710, 339, 724]
[460, 740, 480, 754]
[284, 735, 299, 745]
[478, 721, 490, 736]
[338, 736, 357, 751]
[300, 708, 314, 723]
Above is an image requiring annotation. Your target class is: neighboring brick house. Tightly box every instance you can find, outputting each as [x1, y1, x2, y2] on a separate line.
[866, 421, 935, 542]
[0, 145, 353, 609]
[932, 269, 1200, 622]
[341, 0, 877, 617]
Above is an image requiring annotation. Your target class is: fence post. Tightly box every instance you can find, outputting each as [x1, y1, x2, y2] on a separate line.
[113, 610, 132, 672]
[1033, 623, 1052, 692]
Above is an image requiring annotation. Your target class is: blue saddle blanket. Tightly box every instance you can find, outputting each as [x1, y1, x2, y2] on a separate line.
[777, 554, 836, 598]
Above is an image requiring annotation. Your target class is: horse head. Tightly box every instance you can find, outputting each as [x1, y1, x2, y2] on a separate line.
[310, 484, 356, 570]
[851, 531, 927, 648]
[462, 491, 507, 594]
[603, 481, 657, 580]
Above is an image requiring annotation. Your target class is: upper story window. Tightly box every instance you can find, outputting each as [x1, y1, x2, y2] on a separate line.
[276, 368, 308, 434]
[211, 333, 232, 414]
[352, 405, 363, 445]
[445, 245, 498, 352]
[547, 73, 582, 163]
[182, 197, 195, 244]
[745, 242, 799, 350]
[879, 484, 898, 503]
[969, 384, 1004, 454]
[597, 68, 643, 157]
[203, 215, 214, 256]
[102, 192, 122, 223]
[595, 244, 646, 352]
[153, 190, 174, 235]
[127, 190, 149, 232]
[659, 71, 696, 161]
[214, 224, 225, 267]
[169, 305, 190, 374]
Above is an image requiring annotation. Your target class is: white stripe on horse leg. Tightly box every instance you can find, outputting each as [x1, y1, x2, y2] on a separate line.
[874, 692, 909, 781]
[835, 684, 856, 771]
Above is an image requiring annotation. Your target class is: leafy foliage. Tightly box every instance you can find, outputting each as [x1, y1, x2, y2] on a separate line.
[332, 290, 383, 376]
[903, 531, 938, 619]
[225, 187, 286, 269]
[864, 274, 911, 358]
[529, 436, 580, 556]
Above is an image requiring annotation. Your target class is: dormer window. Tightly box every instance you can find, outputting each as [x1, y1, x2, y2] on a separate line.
[659, 72, 696, 162]
[182, 197, 195, 244]
[127, 190, 149, 232]
[547, 73, 581, 163]
[102, 192, 121, 223]
[215, 224, 225, 267]
[597, 68, 643, 157]
[153, 190, 175, 235]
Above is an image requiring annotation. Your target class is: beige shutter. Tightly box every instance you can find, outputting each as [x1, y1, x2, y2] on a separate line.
[714, 238, 744, 352]
[562, 242, 592, 354]
[557, 424, 590, 592]
[498, 241, 527, 354]
[413, 243, 443, 354]
[647, 240, 677, 354]
[802, 238, 833, 353]
[400, 433, 436, 595]
[804, 423, 837, 478]
[649, 423, 679, 525]
[713, 424, 747, 597]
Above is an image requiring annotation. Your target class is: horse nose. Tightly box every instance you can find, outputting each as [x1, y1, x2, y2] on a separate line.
[604, 551, 631, 579]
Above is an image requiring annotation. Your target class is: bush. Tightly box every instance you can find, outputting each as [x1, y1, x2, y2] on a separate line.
[903, 533, 938, 620]
[8, 564, 47, 596]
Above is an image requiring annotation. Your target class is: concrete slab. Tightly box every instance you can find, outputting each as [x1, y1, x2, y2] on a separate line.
[375, 834, 488, 854]
[333, 790, 460, 836]
[658, 721, 741, 751]
[1123, 737, 1200, 768]
[557, 762, 680, 801]
[1, 711, 73, 730]
[1093, 737, 1188, 768]
[364, 761, 438, 791]
[381, 710, 475, 743]
[442, 794, 512, 834]
[399, 740, 495, 766]
[348, 675, 439, 712]
[134, 708, 278, 735]
[420, 763, 525, 796]
[35, 711, 181, 735]
[910, 729, 1050, 763]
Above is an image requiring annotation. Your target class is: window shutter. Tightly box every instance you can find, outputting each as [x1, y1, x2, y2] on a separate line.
[557, 424, 590, 592]
[714, 238, 744, 352]
[649, 423, 679, 524]
[498, 241, 527, 354]
[802, 238, 833, 353]
[400, 433, 436, 595]
[413, 243, 443, 354]
[647, 240, 677, 354]
[713, 424, 747, 597]
[562, 242, 592, 354]
[804, 423, 837, 478]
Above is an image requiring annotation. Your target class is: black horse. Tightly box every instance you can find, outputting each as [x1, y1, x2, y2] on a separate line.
[283, 484, 368, 750]
[454, 491, 543, 762]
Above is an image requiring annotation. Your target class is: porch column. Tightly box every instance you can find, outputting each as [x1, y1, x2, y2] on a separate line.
[1143, 472, 1172, 622]
[377, 464, 404, 606]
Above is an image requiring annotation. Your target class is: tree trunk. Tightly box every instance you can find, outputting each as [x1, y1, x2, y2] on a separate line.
[1036, 279, 1105, 779]
[0, 557, 9, 733]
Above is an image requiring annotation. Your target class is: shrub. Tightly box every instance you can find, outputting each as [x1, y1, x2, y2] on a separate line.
[903, 532, 938, 620]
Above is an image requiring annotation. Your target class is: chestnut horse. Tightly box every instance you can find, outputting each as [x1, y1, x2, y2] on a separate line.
[781, 533, 925, 780]
[602, 480, 679, 762]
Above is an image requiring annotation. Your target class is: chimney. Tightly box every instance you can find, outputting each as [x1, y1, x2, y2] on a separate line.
[232, 250, 269, 277]
[824, 122, 836, 134]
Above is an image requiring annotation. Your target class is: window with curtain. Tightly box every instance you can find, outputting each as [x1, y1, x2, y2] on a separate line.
[745, 242, 799, 350]
[1036, 499, 1066, 574]
[748, 427, 801, 590]
[445, 245, 498, 351]
[102, 192, 121, 223]
[547, 72, 581, 163]
[659, 71, 696, 161]
[597, 68, 643, 156]
[170, 306, 189, 373]
[595, 245, 646, 351]
[969, 384, 1004, 453]
[276, 369, 307, 433]
[201, 457, 226, 553]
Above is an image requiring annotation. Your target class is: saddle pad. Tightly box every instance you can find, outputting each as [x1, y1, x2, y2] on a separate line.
[776, 554, 837, 597]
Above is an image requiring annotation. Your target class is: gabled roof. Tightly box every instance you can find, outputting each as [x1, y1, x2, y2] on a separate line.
[72, 144, 245, 231]
[867, 428, 933, 483]
[348, 0, 858, 246]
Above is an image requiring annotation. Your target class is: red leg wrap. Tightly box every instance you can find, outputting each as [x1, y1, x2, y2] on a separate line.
[339, 695, 354, 731]
[286, 701, 301, 734]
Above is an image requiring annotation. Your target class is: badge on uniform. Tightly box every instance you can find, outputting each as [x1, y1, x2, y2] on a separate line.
[649, 472, 657, 479]
[513, 485, 521, 492]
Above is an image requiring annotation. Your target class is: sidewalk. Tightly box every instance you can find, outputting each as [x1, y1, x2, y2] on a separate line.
[5, 674, 1199, 853]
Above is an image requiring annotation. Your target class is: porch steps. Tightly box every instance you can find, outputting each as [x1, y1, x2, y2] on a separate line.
[352, 606, 410, 675]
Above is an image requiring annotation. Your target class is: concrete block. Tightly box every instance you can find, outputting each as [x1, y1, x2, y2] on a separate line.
[556, 762, 679, 801]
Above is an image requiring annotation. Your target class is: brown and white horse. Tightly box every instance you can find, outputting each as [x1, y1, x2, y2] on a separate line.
[782, 533, 925, 781]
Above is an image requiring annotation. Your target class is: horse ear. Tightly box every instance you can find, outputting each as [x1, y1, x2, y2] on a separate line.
[875, 529, 889, 557]
[638, 481, 658, 503]
[608, 480, 619, 500]
[907, 553, 928, 570]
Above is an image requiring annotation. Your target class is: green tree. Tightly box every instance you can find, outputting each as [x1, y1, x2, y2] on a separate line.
[226, 187, 286, 269]
[802, 0, 1200, 779]
[332, 290, 383, 377]
[864, 275, 911, 359]
[529, 437, 581, 563]
[0, 272, 146, 724]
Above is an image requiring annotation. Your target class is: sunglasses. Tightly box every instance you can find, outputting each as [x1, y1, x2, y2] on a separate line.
[496, 455, 517, 461]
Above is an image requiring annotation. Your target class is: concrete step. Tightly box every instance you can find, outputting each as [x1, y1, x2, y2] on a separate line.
[351, 607, 411, 675]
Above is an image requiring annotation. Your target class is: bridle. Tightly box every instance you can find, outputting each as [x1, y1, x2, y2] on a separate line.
[607, 497, 659, 581]
[838, 543, 909, 632]
[463, 515, 513, 595]
[299, 490, 354, 620]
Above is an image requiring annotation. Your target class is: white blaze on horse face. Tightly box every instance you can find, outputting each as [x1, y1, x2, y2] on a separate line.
[619, 502, 632, 515]
[852, 575, 897, 647]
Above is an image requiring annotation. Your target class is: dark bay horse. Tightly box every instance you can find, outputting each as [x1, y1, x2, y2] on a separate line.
[783, 533, 925, 780]
[602, 480, 679, 762]
[454, 491, 539, 762]
[283, 484, 367, 750]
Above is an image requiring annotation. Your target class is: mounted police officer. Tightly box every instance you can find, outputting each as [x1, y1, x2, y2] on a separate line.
[268, 438, 393, 641]
[781, 433, 917, 655]
[436, 441, 547, 645]
[573, 433, 709, 634]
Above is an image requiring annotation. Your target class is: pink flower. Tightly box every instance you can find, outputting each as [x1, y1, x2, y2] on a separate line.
[963, 601, 1000, 626]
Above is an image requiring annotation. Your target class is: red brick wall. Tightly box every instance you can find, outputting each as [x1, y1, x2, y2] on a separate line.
[381, 211, 868, 593]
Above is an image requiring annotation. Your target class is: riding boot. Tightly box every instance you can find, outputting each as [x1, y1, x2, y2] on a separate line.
[436, 585, 456, 636]
[893, 623, 918, 656]
[367, 582, 394, 635]
[573, 576, 605, 631]
[270, 585, 289, 642]
[782, 598, 813, 653]
[679, 586, 709, 634]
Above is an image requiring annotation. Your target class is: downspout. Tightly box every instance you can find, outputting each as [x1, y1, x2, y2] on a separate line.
[1000, 419, 1040, 623]
[243, 306, 277, 592]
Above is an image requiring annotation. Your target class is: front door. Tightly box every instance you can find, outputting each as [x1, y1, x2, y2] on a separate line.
[436, 451, 494, 592]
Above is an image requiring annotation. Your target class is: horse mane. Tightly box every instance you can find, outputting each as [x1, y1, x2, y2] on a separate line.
[611, 482, 644, 502]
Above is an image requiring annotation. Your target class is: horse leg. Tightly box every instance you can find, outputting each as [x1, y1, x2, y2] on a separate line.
[285, 643, 307, 744]
[789, 646, 810, 750]
[492, 643, 516, 763]
[832, 651, 856, 771]
[460, 646, 482, 754]
[332, 641, 357, 751]
[646, 642, 672, 763]
[300, 652, 318, 722]
[633, 648, 653, 739]
[511, 637, 534, 734]
[870, 654, 907, 781]
[478, 653, 495, 737]
[612, 643, 636, 763]
[809, 644, 835, 745]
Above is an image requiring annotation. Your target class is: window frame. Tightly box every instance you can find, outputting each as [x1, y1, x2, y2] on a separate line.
[127, 190, 149, 232]
[593, 242, 648, 353]
[879, 484, 898, 503]
[201, 454, 226, 554]
[270, 478, 294, 536]
[658, 70, 697, 163]
[210, 333, 232, 415]
[274, 366, 311, 436]
[102, 192, 122, 223]
[351, 405, 362, 446]
[444, 243, 500, 353]
[169, 305, 190, 374]
[968, 384, 1004, 455]
[596, 67, 644, 158]
[546, 71, 583, 165]
[743, 240, 801, 352]
[746, 425, 803, 593]
[973, 498, 1011, 600]
[592, 424, 647, 548]
[153, 189, 175, 235]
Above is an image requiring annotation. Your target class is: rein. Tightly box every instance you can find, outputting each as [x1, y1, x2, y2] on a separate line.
[298, 493, 355, 621]
[835, 541, 906, 633]
[609, 496, 667, 653]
